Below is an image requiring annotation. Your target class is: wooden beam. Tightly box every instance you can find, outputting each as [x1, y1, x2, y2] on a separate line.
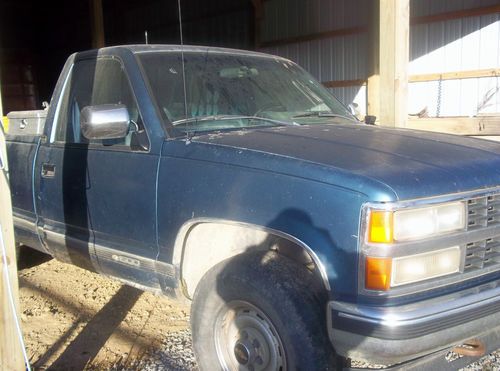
[471, 135, 500, 142]
[259, 4, 500, 48]
[252, 0, 264, 19]
[252, 0, 264, 49]
[336, 68, 499, 86]
[409, 68, 500, 83]
[406, 117, 500, 135]
[321, 68, 500, 88]
[0, 122, 24, 370]
[376, 0, 410, 127]
[0, 70, 3, 119]
[0, 64, 7, 131]
[366, 0, 380, 120]
[411, 4, 500, 26]
[90, 0, 105, 49]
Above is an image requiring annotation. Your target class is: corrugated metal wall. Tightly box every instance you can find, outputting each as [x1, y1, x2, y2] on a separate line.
[260, 0, 369, 111]
[104, 0, 253, 50]
[259, 0, 500, 117]
[410, 0, 500, 116]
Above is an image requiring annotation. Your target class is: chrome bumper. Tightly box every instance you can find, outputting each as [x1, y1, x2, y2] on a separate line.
[328, 279, 500, 365]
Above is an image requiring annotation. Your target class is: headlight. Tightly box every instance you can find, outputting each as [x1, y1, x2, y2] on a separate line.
[368, 202, 466, 243]
[363, 200, 467, 292]
[394, 202, 466, 241]
[391, 246, 461, 286]
[365, 246, 462, 290]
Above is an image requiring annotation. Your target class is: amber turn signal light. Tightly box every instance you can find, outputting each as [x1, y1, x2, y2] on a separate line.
[368, 210, 393, 243]
[365, 257, 392, 291]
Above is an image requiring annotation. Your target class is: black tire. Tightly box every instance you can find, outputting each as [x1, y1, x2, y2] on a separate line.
[191, 251, 335, 371]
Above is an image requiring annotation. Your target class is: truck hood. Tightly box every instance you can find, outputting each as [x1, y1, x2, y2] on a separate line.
[193, 123, 500, 200]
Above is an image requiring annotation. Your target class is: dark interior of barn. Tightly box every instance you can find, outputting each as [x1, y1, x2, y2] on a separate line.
[0, 0, 255, 114]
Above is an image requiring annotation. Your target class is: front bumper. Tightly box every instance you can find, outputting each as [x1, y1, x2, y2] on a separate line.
[328, 279, 500, 365]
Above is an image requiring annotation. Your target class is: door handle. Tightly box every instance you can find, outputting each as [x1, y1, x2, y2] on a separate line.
[41, 163, 56, 178]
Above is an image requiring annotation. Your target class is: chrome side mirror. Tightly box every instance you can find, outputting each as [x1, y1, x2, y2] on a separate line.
[80, 104, 130, 140]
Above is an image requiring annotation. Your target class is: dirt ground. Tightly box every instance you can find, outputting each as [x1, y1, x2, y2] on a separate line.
[17, 248, 197, 370]
[16, 247, 500, 371]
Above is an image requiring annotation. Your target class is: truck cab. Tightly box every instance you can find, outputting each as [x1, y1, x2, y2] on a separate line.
[6, 45, 500, 370]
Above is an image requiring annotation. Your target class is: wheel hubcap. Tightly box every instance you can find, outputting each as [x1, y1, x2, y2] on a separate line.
[215, 301, 286, 371]
[234, 342, 251, 364]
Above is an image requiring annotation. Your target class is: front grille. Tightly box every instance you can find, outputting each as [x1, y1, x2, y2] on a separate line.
[464, 237, 500, 271]
[467, 194, 500, 229]
[465, 194, 500, 273]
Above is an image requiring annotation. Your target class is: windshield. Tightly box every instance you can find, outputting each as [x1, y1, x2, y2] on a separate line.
[137, 51, 357, 134]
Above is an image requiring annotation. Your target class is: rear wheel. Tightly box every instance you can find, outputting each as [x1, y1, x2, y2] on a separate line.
[191, 251, 335, 370]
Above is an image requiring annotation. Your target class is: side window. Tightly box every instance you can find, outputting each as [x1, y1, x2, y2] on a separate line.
[54, 58, 143, 147]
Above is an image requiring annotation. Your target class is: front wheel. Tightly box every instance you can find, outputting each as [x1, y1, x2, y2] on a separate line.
[191, 251, 335, 370]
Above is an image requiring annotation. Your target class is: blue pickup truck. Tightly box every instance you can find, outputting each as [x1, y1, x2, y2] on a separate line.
[6, 45, 500, 370]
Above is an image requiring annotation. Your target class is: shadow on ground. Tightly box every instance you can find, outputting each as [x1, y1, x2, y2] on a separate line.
[37, 285, 143, 370]
[18, 246, 53, 270]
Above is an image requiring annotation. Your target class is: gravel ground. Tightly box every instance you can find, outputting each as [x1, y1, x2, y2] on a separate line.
[17, 248, 500, 370]
[461, 351, 500, 371]
[350, 349, 500, 371]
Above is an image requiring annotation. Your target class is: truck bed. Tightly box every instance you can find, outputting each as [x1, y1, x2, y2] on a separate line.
[7, 133, 43, 250]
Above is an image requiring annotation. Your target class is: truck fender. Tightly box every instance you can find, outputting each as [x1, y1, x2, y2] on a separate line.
[172, 218, 331, 298]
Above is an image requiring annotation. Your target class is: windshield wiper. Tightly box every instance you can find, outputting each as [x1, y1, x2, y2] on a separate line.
[292, 111, 357, 121]
[172, 114, 299, 127]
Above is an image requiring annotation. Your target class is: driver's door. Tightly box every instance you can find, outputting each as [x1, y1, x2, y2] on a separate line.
[41, 56, 160, 288]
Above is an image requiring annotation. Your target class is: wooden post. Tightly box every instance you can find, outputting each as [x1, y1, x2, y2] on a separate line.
[0, 71, 2, 119]
[367, 0, 410, 127]
[90, 0, 105, 48]
[0, 72, 25, 370]
[252, 0, 264, 49]
[367, 0, 380, 123]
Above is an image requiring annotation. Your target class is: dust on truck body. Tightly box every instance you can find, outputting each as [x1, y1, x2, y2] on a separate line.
[6, 45, 500, 370]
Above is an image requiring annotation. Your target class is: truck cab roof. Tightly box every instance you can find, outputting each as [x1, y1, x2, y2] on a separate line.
[77, 44, 286, 61]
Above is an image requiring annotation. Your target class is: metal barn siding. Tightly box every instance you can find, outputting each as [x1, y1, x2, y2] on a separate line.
[259, 0, 500, 117]
[104, 0, 253, 49]
[259, 0, 369, 114]
[260, 0, 369, 113]
[261, 0, 368, 41]
[409, 0, 500, 116]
